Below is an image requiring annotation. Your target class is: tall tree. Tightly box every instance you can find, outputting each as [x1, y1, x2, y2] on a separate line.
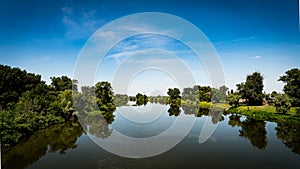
[167, 88, 181, 104]
[279, 68, 300, 107]
[95, 81, 116, 111]
[237, 72, 264, 106]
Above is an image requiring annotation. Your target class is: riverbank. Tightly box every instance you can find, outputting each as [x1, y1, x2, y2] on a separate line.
[227, 106, 300, 125]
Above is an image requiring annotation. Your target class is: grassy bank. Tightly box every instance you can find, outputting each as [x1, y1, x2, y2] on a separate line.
[227, 106, 300, 124]
[181, 100, 230, 110]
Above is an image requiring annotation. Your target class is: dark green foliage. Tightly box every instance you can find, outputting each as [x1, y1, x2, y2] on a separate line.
[2, 122, 83, 169]
[168, 104, 181, 116]
[167, 88, 181, 104]
[50, 76, 73, 92]
[273, 94, 292, 114]
[237, 72, 264, 106]
[129, 96, 136, 101]
[227, 92, 241, 107]
[228, 115, 267, 149]
[276, 122, 300, 155]
[0, 65, 42, 108]
[279, 68, 300, 107]
[135, 93, 148, 105]
[95, 81, 116, 111]
[0, 65, 80, 148]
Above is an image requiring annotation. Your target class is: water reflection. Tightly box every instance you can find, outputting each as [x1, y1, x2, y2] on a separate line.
[3, 104, 300, 169]
[181, 105, 224, 124]
[168, 104, 181, 116]
[81, 110, 115, 139]
[276, 122, 300, 155]
[228, 114, 267, 149]
[2, 121, 83, 169]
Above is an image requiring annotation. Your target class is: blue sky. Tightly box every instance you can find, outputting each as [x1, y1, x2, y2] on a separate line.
[0, 0, 299, 95]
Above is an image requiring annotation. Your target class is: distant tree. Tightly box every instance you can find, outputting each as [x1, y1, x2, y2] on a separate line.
[114, 94, 128, 107]
[237, 72, 264, 106]
[182, 87, 194, 101]
[167, 88, 181, 104]
[211, 86, 228, 103]
[135, 93, 148, 105]
[273, 94, 292, 114]
[279, 68, 300, 107]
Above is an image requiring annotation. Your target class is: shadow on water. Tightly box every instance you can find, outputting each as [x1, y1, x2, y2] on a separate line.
[276, 122, 300, 155]
[2, 121, 83, 169]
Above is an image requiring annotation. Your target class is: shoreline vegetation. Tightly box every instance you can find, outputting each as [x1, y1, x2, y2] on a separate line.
[1, 64, 299, 150]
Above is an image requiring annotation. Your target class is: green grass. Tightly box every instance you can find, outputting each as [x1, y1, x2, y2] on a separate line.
[86, 110, 105, 116]
[227, 106, 300, 124]
[181, 100, 230, 110]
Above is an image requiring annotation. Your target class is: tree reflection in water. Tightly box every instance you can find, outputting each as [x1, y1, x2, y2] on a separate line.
[228, 115, 267, 149]
[276, 122, 300, 155]
[168, 104, 181, 116]
[181, 105, 224, 124]
[81, 110, 115, 139]
[2, 121, 83, 169]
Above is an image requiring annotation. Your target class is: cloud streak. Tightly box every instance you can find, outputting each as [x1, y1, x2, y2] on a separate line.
[252, 55, 262, 59]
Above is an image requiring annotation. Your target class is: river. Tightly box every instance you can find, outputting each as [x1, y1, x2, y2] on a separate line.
[2, 103, 300, 169]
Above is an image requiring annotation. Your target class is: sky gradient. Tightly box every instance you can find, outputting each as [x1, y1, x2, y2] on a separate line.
[0, 0, 299, 95]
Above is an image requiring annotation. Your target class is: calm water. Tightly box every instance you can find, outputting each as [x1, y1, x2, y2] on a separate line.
[2, 103, 300, 169]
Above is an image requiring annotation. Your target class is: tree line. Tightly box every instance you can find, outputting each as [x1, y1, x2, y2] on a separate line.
[227, 68, 300, 113]
[128, 68, 299, 115]
[1, 64, 299, 148]
[0, 64, 116, 148]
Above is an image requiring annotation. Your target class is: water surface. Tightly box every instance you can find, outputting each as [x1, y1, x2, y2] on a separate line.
[2, 103, 300, 169]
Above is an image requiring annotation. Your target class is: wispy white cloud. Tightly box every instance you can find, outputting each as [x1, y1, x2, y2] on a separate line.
[252, 55, 262, 59]
[62, 6, 104, 40]
[215, 36, 256, 50]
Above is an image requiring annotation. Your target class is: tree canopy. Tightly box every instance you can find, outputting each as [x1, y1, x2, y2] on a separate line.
[279, 68, 300, 107]
[237, 72, 264, 106]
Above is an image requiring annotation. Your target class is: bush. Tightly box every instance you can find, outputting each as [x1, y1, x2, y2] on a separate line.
[273, 94, 292, 114]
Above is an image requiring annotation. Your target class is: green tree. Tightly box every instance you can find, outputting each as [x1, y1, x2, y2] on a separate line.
[0, 64, 43, 108]
[237, 72, 264, 106]
[50, 76, 76, 92]
[211, 86, 228, 103]
[58, 89, 76, 120]
[95, 81, 116, 111]
[135, 93, 148, 105]
[227, 93, 241, 107]
[273, 94, 292, 114]
[167, 88, 181, 104]
[279, 68, 300, 106]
